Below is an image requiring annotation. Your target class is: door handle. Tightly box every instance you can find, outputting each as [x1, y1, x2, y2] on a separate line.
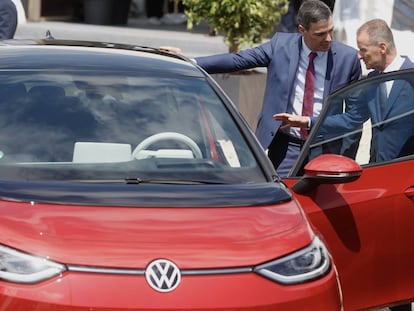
[404, 187, 414, 200]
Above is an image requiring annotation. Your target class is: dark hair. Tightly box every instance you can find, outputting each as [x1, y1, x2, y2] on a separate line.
[296, 0, 332, 30]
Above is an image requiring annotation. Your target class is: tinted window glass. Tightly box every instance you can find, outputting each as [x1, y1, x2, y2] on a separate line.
[0, 71, 265, 184]
[292, 70, 414, 176]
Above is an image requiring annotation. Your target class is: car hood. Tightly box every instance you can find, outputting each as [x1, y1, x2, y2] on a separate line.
[0, 201, 311, 269]
[0, 186, 311, 269]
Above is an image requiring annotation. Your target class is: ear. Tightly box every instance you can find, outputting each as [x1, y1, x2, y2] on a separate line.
[298, 24, 306, 35]
[378, 42, 387, 55]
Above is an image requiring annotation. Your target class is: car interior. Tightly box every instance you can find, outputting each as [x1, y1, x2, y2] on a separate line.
[0, 71, 264, 183]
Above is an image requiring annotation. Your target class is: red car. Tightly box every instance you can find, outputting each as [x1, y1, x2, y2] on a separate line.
[283, 69, 414, 310]
[0, 39, 341, 310]
[0, 38, 411, 310]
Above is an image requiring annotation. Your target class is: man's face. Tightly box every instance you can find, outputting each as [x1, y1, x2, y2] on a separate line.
[299, 16, 334, 52]
[357, 30, 385, 71]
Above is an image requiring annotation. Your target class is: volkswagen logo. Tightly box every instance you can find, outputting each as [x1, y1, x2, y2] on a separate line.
[145, 259, 181, 292]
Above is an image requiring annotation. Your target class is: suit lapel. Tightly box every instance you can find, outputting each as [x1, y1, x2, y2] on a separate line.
[287, 37, 301, 100]
[323, 49, 334, 101]
[367, 59, 414, 122]
[366, 71, 384, 123]
[382, 81, 404, 119]
[287, 37, 301, 88]
[385, 57, 414, 118]
[380, 57, 414, 119]
[371, 91, 382, 124]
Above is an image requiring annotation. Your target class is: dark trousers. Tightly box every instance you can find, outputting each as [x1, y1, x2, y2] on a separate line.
[145, 0, 164, 18]
[267, 131, 303, 178]
[390, 304, 412, 311]
[167, 1, 185, 13]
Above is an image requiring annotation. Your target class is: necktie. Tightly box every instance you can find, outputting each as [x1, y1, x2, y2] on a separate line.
[301, 52, 317, 140]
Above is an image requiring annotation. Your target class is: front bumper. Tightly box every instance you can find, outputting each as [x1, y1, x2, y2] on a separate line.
[0, 267, 342, 310]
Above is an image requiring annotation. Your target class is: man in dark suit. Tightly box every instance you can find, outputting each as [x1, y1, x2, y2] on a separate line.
[357, 19, 414, 165]
[195, 0, 361, 177]
[0, 0, 17, 39]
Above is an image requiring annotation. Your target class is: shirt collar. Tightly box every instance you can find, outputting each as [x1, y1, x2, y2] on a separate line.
[301, 39, 315, 57]
[301, 38, 328, 59]
[383, 55, 405, 73]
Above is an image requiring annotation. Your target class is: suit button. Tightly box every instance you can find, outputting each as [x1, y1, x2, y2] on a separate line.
[271, 131, 275, 136]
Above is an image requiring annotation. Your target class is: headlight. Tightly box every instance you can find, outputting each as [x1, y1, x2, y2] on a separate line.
[255, 236, 331, 285]
[0, 245, 66, 284]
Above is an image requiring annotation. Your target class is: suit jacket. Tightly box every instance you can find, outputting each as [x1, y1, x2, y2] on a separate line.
[0, 0, 17, 39]
[195, 32, 361, 149]
[367, 57, 414, 162]
[311, 56, 414, 162]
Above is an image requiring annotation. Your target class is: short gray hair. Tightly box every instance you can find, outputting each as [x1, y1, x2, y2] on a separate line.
[357, 19, 396, 51]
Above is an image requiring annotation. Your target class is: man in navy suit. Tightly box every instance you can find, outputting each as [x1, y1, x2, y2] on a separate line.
[357, 19, 414, 165]
[195, 0, 361, 177]
[0, 0, 17, 39]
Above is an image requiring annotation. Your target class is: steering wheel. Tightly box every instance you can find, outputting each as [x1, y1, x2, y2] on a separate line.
[132, 132, 203, 159]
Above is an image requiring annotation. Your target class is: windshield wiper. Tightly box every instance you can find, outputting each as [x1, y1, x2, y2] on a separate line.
[124, 177, 226, 185]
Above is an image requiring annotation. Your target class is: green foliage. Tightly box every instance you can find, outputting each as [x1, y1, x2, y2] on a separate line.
[181, 0, 289, 52]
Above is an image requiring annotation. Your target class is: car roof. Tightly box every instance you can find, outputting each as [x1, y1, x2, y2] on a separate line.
[0, 38, 204, 77]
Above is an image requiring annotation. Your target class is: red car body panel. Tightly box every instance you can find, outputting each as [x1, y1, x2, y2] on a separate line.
[284, 160, 414, 310]
[0, 270, 341, 310]
[0, 200, 313, 268]
[0, 199, 343, 310]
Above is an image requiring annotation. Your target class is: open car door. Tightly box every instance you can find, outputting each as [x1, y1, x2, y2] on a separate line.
[283, 69, 414, 310]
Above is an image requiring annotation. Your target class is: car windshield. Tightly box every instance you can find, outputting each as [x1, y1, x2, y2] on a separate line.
[291, 69, 414, 176]
[0, 70, 265, 184]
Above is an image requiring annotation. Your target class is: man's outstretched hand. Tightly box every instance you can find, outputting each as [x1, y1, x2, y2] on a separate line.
[159, 46, 183, 54]
[273, 113, 310, 130]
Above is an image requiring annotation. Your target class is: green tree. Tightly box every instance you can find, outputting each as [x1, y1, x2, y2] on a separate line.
[181, 0, 290, 52]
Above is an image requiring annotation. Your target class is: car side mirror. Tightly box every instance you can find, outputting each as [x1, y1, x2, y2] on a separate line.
[292, 154, 362, 194]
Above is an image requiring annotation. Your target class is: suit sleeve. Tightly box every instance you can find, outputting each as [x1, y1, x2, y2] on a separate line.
[195, 38, 274, 74]
[0, 1, 17, 39]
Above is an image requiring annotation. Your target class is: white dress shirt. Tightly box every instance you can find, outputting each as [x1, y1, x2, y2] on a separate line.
[288, 39, 328, 137]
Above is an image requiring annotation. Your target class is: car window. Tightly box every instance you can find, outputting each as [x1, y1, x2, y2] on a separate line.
[0, 71, 266, 184]
[291, 69, 414, 176]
